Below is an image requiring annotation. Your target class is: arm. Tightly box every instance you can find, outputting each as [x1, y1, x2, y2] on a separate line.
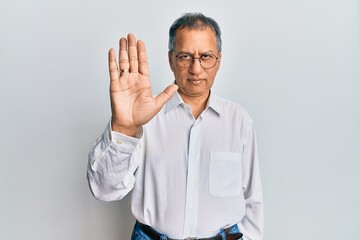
[87, 33, 177, 201]
[87, 121, 143, 201]
[239, 120, 264, 240]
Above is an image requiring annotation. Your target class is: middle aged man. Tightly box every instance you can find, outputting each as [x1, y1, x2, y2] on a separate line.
[88, 13, 263, 240]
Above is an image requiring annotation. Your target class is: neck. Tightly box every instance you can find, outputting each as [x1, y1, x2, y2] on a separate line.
[178, 90, 210, 119]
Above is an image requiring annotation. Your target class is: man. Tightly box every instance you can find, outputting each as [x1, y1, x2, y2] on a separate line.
[87, 13, 263, 240]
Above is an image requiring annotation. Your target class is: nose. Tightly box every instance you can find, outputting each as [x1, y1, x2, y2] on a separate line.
[188, 57, 203, 75]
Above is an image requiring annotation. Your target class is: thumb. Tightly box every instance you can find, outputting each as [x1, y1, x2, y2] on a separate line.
[155, 84, 178, 111]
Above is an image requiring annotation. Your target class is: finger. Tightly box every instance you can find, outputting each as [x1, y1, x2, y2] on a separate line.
[119, 37, 130, 74]
[155, 84, 178, 111]
[127, 33, 138, 73]
[137, 40, 150, 76]
[108, 48, 119, 82]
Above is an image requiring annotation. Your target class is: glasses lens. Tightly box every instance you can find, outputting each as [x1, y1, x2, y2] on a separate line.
[176, 54, 192, 67]
[200, 55, 217, 69]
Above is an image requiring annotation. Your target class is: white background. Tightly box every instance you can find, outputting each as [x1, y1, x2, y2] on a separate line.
[1, 0, 359, 239]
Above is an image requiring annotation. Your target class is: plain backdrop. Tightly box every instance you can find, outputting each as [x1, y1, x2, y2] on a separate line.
[1, 0, 359, 239]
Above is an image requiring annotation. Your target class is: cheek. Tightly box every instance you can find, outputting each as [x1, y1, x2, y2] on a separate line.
[209, 67, 220, 78]
[173, 68, 188, 78]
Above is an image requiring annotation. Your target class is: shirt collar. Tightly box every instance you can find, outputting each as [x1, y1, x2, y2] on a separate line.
[165, 91, 222, 116]
[207, 92, 222, 116]
[165, 91, 183, 113]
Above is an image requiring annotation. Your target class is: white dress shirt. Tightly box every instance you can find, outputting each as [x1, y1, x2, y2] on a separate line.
[87, 92, 263, 240]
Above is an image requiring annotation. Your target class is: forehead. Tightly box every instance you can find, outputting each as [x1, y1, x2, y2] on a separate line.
[174, 27, 217, 52]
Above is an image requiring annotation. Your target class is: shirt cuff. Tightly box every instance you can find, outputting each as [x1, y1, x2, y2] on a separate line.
[103, 120, 142, 153]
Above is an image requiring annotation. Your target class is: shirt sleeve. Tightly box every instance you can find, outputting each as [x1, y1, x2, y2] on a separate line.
[238, 120, 264, 240]
[87, 120, 143, 201]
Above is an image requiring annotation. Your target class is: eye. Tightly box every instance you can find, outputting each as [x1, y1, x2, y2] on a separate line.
[177, 54, 192, 60]
[200, 54, 213, 61]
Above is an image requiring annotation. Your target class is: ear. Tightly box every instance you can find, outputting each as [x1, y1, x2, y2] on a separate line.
[215, 51, 222, 70]
[168, 51, 174, 71]
[217, 51, 222, 63]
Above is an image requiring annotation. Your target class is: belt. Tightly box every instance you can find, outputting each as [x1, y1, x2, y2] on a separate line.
[136, 222, 243, 240]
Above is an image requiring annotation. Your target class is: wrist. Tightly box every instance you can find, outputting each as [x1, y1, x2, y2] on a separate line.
[111, 120, 139, 137]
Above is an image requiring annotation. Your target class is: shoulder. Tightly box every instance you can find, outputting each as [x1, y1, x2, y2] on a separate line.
[213, 95, 253, 123]
[213, 95, 257, 142]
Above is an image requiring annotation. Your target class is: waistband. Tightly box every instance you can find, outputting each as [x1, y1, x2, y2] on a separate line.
[135, 221, 243, 240]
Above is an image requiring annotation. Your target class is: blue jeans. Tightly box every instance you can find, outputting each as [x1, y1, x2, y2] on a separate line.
[131, 221, 243, 240]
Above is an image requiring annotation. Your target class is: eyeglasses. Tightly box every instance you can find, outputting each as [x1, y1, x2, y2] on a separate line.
[174, 52, 219, 69]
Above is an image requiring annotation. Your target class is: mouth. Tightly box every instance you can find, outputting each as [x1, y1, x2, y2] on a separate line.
[188, 78, 204, 84]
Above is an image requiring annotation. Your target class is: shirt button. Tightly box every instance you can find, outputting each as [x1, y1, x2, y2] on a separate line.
[116, 140, 122, 144]
[98, 155, 104, 160]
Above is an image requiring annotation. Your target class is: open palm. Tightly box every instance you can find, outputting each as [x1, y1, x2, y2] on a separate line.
[109, 34, 177, 136]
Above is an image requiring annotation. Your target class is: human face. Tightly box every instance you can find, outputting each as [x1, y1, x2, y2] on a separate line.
[168, 27, 221, 99]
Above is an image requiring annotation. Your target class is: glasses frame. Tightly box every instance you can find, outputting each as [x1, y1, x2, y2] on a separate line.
[173, 51, 219, 69]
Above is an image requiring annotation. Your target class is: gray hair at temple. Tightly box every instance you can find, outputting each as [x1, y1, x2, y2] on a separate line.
[168, 13, 222, 52]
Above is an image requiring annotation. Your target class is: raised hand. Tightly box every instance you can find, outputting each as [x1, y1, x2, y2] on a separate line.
[109, 34, 178, 136]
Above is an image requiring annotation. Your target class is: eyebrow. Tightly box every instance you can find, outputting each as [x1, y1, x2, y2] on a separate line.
[175, 50, 217, 55]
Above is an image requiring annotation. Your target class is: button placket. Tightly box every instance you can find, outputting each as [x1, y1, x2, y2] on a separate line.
[183, 120, 202, 236]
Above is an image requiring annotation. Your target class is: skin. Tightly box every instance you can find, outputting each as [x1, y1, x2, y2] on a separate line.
[109, 27, 221, 136]
[109, 34, 178, 136]
[168, 27, 222, 118]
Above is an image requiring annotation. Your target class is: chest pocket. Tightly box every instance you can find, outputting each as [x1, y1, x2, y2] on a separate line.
[209, 151, 243, 197]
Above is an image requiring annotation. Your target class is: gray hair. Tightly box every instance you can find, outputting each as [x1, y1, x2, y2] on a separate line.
[168, 13, 222, 52]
